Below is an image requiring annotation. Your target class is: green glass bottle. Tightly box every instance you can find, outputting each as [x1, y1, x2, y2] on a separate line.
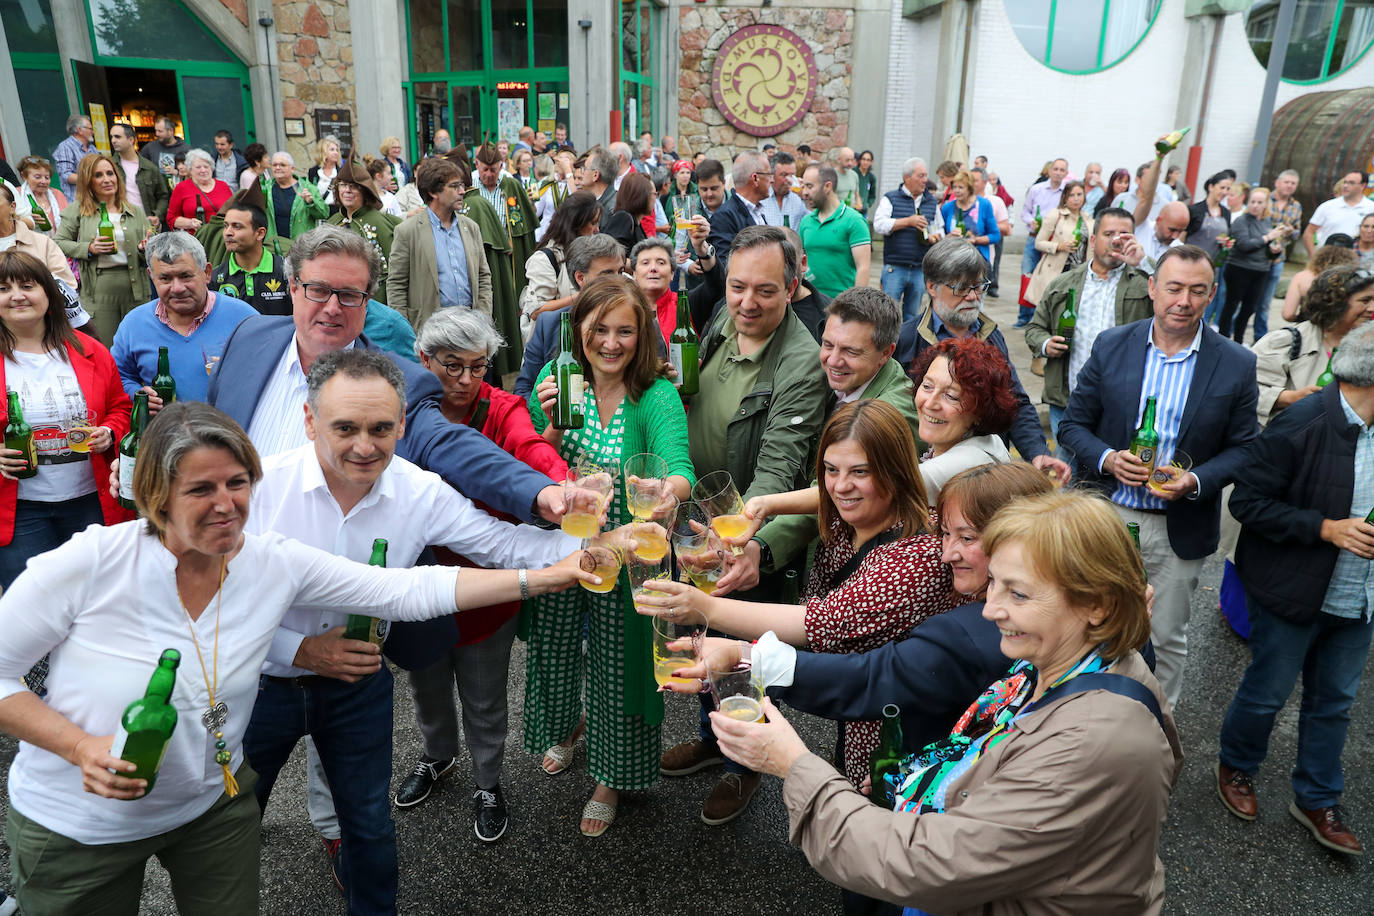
[1316, 350, 1336, 388]
[97, 202, 115, 242]
[1127, 521, 1147, 584]
[118, 392, 149, 511]
[27, 193, 51, 232]
[1154, 126, 1191, 157]
[344, 539, 390, 648]
[1056, 288, 1078, 350]
[110, 649, 181, 793]
[4, 391, 37, 480]
[954, 207, 967, 237]
[1072, 215, 1084, 246]
[782, 568, 800, 605]
[670, 272, 699, 397]
[195, 196, 207, 224]
[870, 703, 904, 809]
[152, 346, 177, 407]
[1130, 396, 1160, 479]
[553, 312, 585, 430]
[1033, 204, 1043, 234]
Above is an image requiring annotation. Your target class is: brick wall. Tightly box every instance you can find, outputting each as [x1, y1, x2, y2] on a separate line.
[217, 0, 249, 26]
[273, 0, 356, 167]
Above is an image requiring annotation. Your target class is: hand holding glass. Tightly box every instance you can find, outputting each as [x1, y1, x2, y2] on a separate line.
[1146, 450, 1193, 495]
[563, 463, 616, 539]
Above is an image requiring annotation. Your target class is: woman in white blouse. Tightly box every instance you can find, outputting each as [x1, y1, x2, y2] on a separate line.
[0, 401, 592, 914]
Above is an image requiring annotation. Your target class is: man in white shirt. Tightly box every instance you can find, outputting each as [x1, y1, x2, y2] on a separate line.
[242, 348, 578, 909]
[1304, 170, 1374, 258]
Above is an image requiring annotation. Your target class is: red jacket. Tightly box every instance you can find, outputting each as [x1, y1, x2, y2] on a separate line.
[0, 333, 134, 546]
[435, 382, 569, 645]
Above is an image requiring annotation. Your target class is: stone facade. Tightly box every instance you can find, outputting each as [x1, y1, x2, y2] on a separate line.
[678, 6, 853, 161]
[273, 0, 356, 166]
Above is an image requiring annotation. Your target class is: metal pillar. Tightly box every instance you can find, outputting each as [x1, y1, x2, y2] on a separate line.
[1247, 0, 1297, 184]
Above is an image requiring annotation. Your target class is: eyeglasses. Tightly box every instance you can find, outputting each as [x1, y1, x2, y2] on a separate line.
[435, 359, 489, 379]
[943, 280, 992, 298]
[295, 280, 368, 308]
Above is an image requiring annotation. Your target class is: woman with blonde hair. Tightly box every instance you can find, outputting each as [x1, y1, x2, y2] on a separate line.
[379, 135, 412, 189]
[53, 154, 151, 344]
[307, 134, 342, 207]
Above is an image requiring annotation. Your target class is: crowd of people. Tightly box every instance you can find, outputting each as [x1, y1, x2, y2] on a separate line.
[0, 110, 1371, 916]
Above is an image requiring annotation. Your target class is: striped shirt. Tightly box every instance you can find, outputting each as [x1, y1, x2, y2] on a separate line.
[1319, 391, 1374, 622]
[1105, 319, 1202, 511]
[1068, 260, 1123, 392]
[478, 184, 507, 224]
[247, 333, 355, 457]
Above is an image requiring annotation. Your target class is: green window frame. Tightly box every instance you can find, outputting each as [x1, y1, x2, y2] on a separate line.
[1245, 0, 1374, 84]
[1007, 0, 1163, 74]
[618, 0, 657, 136]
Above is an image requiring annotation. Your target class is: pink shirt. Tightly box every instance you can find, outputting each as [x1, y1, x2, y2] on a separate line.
[119, 158, 142, 209]
[155, 290, 217, 335]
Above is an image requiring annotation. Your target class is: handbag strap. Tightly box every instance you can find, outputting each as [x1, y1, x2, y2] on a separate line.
[1030, 671, 1166, 736]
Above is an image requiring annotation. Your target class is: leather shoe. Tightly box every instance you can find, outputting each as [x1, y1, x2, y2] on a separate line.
[1216, 762, 1257, 820]
[660, 740, 724, 777]
[1289, 802, 1363, 855]
[473, 785, 509, 842]
[701, 771, 762, 826]
[394, 756, 456, 808]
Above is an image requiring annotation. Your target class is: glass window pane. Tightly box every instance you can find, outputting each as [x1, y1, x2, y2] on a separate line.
[640, 1, 653, 78]
[1247, 0, 1337, 80]
[181, 75, 245, 151]
[490, 0, 528, 68]
[1, 0, 58, 55]
[1333, 1, 1374, 74]
[446, 0, 482, 71]
[535, 80, 569, 137]
[413, 80, 450, 153]
[15, 67, 68, 158]
[409, 0, 445, 73]
[453, 85, 481, 148]
[1101, 0, 1161, 66]
[531, 0, 567, 68]
[1048, 0, 1107, 72]
[1007, 0, 1052, 62]
[621, 3, 638, 71]
[89, 0, 233, 63]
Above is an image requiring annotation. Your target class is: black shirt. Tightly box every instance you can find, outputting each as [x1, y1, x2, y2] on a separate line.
[210, 251, 292, 316]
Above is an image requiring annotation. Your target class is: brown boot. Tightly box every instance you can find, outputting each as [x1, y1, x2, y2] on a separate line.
[660, 740, 724, 777]
[700, 771, 762, 826]
[1216, 762, 1258, 821]
[1289, 802, 1363, 855]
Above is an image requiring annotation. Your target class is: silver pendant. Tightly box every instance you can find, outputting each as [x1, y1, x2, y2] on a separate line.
[201, 701, 228, 732]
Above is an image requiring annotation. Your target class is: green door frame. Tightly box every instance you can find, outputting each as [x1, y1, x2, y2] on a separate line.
[617, 0, 658, 137]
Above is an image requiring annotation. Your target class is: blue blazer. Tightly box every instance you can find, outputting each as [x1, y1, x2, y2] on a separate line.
[1058, 318, 1259, 560]
[206, 315, 550, 521]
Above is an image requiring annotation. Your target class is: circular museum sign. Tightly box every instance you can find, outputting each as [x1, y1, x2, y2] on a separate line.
[711, 24, 819, 138]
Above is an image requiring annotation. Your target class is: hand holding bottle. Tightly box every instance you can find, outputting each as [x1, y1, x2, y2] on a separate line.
[89, 234, 117, 256]
[1104, 450, 1152, 487]
[1044, 336, 1069, 358]
[0, 447, 33, 480]
[293, 627, 383, 682]
[71, 733, 146, 800]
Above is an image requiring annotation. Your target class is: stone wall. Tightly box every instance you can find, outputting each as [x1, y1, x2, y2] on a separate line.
[217, 0, 249, 26]
[678, 6, 853, 162]
[273, 0, 356, 166]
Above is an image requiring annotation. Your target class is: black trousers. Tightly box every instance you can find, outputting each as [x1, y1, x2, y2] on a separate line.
[1218, 263, 1269, 343]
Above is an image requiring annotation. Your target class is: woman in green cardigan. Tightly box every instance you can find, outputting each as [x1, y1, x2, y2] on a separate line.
[54, 153, 151, 345]
[328, 159, 400, 304]
[523, 275, 695, 838]
[263, 151, 329, 244]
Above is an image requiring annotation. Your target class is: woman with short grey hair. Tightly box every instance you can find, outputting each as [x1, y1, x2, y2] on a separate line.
[167, 148, 233, 234]
[398, 308, 569, 837]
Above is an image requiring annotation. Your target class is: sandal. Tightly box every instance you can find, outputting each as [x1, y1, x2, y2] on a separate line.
[541, 721, 585, 775]
[580, 797, 618, 837]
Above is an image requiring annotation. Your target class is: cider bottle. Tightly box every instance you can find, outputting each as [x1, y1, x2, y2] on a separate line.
[1127, 521, 1147, 584]
[669, 271, 699, 397]
[152, 346, 177, 407]
[4, 391, 37, 479]
[553, 312, 585, 430]
[1154, 127, 1191, 157]
[110, 649, 180, 793]
[1056, 288, 1078, 349]
[870, 703, 904, 809]
[1316, 350, 1336, 388]
[118, 392, 149, 510]
[28, 193, 51, 232]
[1129, 396, 1160, 479]
[343, 539, 390, 648]
[97, 202, 115, 241]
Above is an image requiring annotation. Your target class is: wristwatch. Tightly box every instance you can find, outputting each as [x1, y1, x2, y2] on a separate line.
[751, 536, 773, 572]
[699, 242, 716, 261]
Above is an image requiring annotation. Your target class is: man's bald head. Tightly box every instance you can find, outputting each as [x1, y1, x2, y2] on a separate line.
[1154, 201, 1190, 243]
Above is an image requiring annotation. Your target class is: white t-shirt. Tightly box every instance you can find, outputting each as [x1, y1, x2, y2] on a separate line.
[1308, 196, 1374, 243]
[5, 350, 96, 502]
[0, 234, 15, 252]
[120, 158, 142, 209]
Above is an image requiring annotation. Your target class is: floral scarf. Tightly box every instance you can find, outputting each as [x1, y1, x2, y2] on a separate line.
[886, 646, 1108, 816]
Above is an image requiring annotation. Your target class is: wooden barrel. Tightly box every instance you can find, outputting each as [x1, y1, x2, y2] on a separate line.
[1261, 87, 1374, 220]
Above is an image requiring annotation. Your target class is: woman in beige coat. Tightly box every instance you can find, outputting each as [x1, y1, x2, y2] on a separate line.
[1025, 181, 1091, 306]
[54, 153, 150, 344]
[0, 186, 75, 287]
[707, 491, 1183, 916]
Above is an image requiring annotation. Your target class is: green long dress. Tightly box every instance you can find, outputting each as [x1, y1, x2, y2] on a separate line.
[461, 191, 523, 376]
[520, 370, 696, 790]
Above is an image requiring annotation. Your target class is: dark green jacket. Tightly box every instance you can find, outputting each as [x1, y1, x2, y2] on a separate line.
[698, 307, 828, 503]
[754, 357, 920, 570]
[1024, 261, 1153, 408]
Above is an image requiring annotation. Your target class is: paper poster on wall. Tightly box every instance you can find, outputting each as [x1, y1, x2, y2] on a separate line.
[558, 93, 570, 110]
[538, 120, 556, 135]
[88, 103, 110, 154]
[538, 93, 555, 120]
[497, 99, 524, 143]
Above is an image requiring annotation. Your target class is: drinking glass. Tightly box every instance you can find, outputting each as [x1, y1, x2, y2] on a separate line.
[671, 501, 727, 594]
[670, 195, 699, 231]
[623, 453, 670, 521]
[202, 342, 225, 377]
[562, 462, 616, 540]
[1147, 449, 1193, 495]
[707, 661, 765, 722]
[64, 409, 99, 454]
[694, 470, 748, 551]
[629, 501, 674, 563]
[651, 610, 703, 689]
[579, 538, 623, 594]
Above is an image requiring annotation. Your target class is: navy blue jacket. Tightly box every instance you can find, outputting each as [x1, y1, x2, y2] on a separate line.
[206, 315, 549, 521]
[706, 192, 760, 269]
[1059, 318, 1259, 560]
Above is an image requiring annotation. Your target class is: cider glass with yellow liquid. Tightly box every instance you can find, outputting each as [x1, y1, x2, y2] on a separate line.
[562, 462, 616, 540]
[708, 661, 765, 722]
[693, 470, 748, 553]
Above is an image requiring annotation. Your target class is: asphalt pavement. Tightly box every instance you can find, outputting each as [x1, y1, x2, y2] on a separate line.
[0, 239, 1368, 914]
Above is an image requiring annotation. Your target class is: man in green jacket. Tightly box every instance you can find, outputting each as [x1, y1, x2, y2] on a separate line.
[663, 224, 828, 828]
[1024, 208, 1152, 459]
[730, 286, 920, 586]
[110, 122, 171, 228]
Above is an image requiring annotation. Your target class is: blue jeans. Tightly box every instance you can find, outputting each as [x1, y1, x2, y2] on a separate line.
[244, 668, 397, 915]
[880, 263, 925, 321]
[1255, 259, 1283, 340]
[1047, 404, 1074, 464]
[0, 493, 103, 589]
[1204, 265, 1227, 326]
[1219, 600, 1374, 809]
[1018, 244, 1042, 323]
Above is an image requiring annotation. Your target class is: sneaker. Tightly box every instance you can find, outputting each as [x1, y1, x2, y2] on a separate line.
[660, 740, 725, 777]
[473, 785, 509, 842]
[701, 771, 762, 826]
[1012, 319, 1030, 328]
[394, 756, 457, 808]
[321, 836, 343, 895]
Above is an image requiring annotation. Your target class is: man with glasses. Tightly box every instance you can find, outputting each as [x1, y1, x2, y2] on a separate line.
[1060, 245, 1259, 707]
[1304, 170, 1374, 259]
[388, 157, 491, 330]
[51, 114, 96, 200]
[706, 150, 772, 269]
[896, 238, 1070, 481]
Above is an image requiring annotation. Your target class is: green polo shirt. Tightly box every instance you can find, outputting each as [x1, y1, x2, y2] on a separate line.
[688, 322, 770, 476]
[799, 203, 870, 298]
[210, 249, 291, 316]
